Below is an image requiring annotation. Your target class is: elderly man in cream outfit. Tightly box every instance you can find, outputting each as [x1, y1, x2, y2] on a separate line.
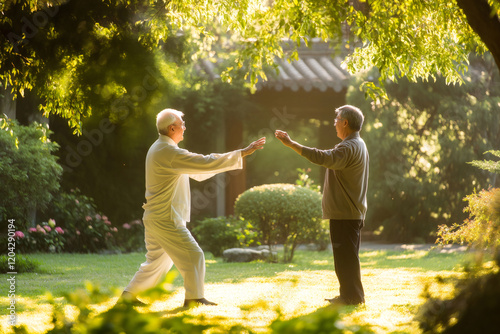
[120, 109, 265, 307]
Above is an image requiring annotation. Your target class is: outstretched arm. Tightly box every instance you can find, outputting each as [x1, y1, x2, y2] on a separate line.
[275, 130, 303, 155]
[241, 137, 266, 157]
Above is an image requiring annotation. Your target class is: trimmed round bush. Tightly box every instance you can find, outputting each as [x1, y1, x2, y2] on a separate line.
[234, 184, 323, 262]
[191, 216, 259, 257]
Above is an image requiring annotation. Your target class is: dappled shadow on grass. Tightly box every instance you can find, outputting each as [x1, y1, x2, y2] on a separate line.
[203, 249, 469, 284]
[359, 250, 470, 272]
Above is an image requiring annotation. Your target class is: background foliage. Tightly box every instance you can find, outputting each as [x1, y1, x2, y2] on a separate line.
[3, 0, 500, 132]
[0, 117, 62, 232]
[2, 0, 500, 248]
[348, 55, 500, 242]
[1, 0, 185, 133]
[437, 188, 500, 250]
[468, 150, 500, 175]
[438, 150, 500, 251]
[417, 253, 500, 333]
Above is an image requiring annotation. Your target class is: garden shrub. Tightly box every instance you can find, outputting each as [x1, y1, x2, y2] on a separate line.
[417, 253, 500, 333]
[295, 167, 321, 193]
[437, 188, 500, 250]
[0, 117, 62, 232]
[44, 189, 118, 253]
[16, 219, 66, 253]
[0, 255, 41, 274]
[468, 150, 500, 174]
[419, 152, 500, 333]
[116, 219, 145, 252]
[234, 184, 323, 262]
[191, 216, 260, 257]
[492, 189, 500, 222]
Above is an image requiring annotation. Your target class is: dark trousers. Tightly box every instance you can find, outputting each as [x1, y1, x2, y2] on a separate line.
[329, 219, 365, 304]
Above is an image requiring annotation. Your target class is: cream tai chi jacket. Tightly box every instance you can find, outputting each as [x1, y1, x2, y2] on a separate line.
[142, 135, 243, 222]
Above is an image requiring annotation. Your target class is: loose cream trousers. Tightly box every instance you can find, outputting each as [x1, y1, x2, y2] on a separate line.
[124, 219, 205, 299]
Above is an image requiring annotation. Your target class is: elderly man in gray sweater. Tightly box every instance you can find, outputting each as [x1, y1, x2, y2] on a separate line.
[275, 105, 369, 305]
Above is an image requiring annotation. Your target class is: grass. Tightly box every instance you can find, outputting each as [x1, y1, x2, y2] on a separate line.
[0, 248, 472, 333]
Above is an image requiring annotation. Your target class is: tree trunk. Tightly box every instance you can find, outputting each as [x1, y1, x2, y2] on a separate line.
[457, 0, 500, 72]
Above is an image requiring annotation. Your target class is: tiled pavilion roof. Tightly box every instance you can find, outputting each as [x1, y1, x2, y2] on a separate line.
[197, 39, 350, 93]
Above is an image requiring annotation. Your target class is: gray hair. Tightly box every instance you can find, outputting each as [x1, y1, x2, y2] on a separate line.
[156, 108, 184, 135]
[335, 105, 364, 131]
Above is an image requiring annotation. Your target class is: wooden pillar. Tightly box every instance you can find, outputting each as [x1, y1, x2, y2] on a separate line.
[225, 115, 246, 215]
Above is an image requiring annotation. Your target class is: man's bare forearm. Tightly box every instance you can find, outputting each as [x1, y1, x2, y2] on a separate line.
[275, 130, 303, 155]
[287, 140, 303, 155]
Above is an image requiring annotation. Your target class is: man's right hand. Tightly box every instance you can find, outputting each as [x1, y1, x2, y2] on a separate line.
[241, 137, 266, 157]
[275, 130, 303, 155]
[275, 130, 293, 147]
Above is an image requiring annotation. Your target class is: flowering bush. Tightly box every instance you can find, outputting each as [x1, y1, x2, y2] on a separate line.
[16, 219, 66, 253]
[45, 189, 117, 253]
[115, 219, 145, 252]
[65, 213, 118, 253]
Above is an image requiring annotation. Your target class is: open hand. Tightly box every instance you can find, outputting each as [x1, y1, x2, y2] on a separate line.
[241, 137, 266, 157]
[275, 130, 293, 147]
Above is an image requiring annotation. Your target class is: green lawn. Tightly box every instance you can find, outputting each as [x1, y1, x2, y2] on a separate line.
[0, 248, 472, 333]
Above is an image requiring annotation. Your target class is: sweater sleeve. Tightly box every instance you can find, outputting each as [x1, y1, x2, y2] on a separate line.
[301, 144, 350, 170]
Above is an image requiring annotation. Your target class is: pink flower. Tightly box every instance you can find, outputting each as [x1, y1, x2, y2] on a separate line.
[29, 227, 37, 233]
[75, 199, 79, 204]
[106, 232, 112, 238]
[122, 223, 131, 230]
[76, 230, 81, 235]
[104, 220, 112, 226]
[131, 220, 143, 226]
[55, 227, 64, 234]
[95, 214, 102, 220]
[48, 219, 56, 228]
[14, 231, 25, 239]
[85, 216, 92, 222]
[43, 225, 52, 232]
[102, 215, 108, 221]
[36, 225, 46, 234]
[111, 227, 118, 233]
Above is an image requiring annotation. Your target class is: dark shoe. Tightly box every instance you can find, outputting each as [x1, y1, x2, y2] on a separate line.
[325, 296, 364, 306]
[118, 291, 147, 306]
[183, 298, 217, 308]
[325, 296, 346, 305]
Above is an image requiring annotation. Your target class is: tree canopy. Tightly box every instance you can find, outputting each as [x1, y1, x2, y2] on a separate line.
[1, 0, 500, 131]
